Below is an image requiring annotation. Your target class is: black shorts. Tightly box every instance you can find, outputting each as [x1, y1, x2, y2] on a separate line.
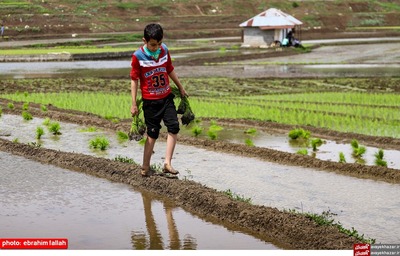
[142, 93, 180, 139]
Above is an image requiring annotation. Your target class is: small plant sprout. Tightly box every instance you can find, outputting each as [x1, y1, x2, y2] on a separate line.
[22, 111, 33, 120]
[244, 128, 257, 135]
[339, 152, 346, 163]
[41, 104, 48, 112]
[297, 149, 308, 155]
[7, 102, 14, 109]
[223, 189, 252, 204]
[351, 139, 366, 157]
[245, 138, 254, 147]
[22, 102, 29, 110]
[80, 126, 98, 132]
[311, 138, 323, 151]
[36, 126, 45, 139]
[89, 136, 110, 150]
[114, 155, 137, 164]
[48, 122, 62, 135]
[12, 138, 19, 143]
[42, 117, 51, 126]
[374, 149, 387, 167]
[191, 126, 203, 137]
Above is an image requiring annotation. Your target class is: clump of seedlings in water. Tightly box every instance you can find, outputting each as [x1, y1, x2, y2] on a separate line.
[191, 125, 203, 137]
[116, 131, 129, 142]
[89, 136, 109, 150]
[339, 152, 346, 163]
[311, 138, 324, 151]
[244, 128, 257, 135]
[297, 149, 308, 155]
[207, 120, 223, 140]
[48, 121, 62, 135]
[374, 149, 387, 167]
[288, 128, 310, 140]
[36, 126, 45, 139]
[42, 117, 51, 126]
[7, 102, 14, 109]
[22, 102, 29, 110]
[22, 111, 33, 120]
[245, 138, 254, 147]
[351, 139, 366, 158]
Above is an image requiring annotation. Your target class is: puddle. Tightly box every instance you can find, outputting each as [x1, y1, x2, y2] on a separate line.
[1, 114, 400, 244]
[0, 151, 276, 250]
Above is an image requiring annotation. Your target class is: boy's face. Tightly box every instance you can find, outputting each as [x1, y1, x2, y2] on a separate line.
[143, 38, 162, 52]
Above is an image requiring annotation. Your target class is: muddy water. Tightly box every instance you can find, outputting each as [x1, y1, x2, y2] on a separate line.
[1, 114, 400, 244]
[0, 153, 276, 250]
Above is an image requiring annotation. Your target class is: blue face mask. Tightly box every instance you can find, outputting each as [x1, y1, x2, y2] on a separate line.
[144, 46, 161, 59]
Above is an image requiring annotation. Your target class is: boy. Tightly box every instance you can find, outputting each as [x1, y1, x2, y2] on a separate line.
[130, 23, 187, 177]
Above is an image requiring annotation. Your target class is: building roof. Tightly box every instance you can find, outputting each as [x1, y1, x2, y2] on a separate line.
[239, 8, 302, 29]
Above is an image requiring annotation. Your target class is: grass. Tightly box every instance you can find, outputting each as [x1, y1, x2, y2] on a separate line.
[223, 189, 252, 204]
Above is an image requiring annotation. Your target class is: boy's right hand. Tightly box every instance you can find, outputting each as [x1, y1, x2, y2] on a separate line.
[131, 104, 138, 117]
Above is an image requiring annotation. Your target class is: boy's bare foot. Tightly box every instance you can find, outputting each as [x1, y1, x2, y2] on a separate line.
[141, 167, 149, 177]
[163, 163, 179, 175]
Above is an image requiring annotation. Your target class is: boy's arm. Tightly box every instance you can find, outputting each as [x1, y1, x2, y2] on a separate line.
[169, 70, 188, 98]
[131, 79, 139, 116]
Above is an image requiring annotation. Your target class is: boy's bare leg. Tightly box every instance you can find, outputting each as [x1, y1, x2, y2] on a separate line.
[142, 136, 156, 171]
[165, 133, 177, 166]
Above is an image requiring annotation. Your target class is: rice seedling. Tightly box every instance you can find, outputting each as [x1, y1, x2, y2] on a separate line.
[48, 122, 62, 135]
[311, 138, 323, 151]
[297, 149, 308, 155]
[42, 117, 51, 126]
[351, 139, 366, 157]
[288, 128, 310, 140]
[36, 126, 44, 139]
[22, 111, 33, 120]
[0, 107, 2, 117]
[129, 97, 146, 141]
[89, 136, 110, 150]
[7, 102, 14, 109]
[339, 152, 346, 163]
[22, 102, 29, 110]
[79, 126, 98, 132]
[245, 138, 254, 146]
[116, 131, 129, 142]
[41, 105, 48, 112]
[207, 130, 218, 140]
[191, 126, 203, 137]
[138, 137, 146, 146]
[12, 138, 19, 143]
[374, 149, 387, 167]
[23, 91, 29, 97]
[244, 128, 257, 135]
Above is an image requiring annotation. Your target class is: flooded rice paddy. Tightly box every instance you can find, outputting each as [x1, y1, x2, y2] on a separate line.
[1, 114, 400, 245]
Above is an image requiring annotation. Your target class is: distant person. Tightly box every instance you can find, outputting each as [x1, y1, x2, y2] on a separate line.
[287, 30, 293, 45]
[130, 23, 188, 177]
[282, 37, 289, 47]
[1, 24, 4, 38]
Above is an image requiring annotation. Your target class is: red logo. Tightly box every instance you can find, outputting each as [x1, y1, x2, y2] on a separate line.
[354, 243, 370, 256]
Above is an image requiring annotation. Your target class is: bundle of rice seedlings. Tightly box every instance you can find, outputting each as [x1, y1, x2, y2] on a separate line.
[129, 97, 146, 141]
[171, 86, 195, 126]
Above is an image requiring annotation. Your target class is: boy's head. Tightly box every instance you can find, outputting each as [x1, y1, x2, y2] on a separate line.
[143, 23, 163, 43]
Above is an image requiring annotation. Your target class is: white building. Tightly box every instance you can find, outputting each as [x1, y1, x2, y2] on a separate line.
[239, 8, 303, 47]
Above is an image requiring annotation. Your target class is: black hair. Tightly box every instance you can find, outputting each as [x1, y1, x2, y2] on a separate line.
[143, 23, 163, 42]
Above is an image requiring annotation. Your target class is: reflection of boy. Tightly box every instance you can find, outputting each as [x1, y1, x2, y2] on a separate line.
[1, 24, 4, 37]
[130, 23, 188, 177]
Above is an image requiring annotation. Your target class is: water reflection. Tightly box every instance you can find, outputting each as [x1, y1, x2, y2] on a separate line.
[131, 191, 197, 250]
